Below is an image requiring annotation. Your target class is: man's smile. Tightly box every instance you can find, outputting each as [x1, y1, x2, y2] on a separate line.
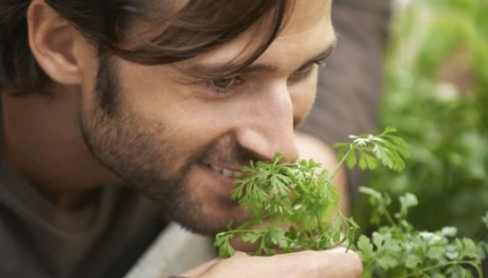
[206, 163, 246, 178]
[196, 162, 246, 193]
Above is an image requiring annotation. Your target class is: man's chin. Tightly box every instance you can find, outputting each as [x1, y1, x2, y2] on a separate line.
[170, 203, 252, 236]
[166, 172, 251, 235]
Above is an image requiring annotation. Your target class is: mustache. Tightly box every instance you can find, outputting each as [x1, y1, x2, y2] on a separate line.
[193, 137, 269, 169]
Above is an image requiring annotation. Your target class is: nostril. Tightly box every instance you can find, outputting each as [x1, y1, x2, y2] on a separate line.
[278, 146, 300, 163]
[233, 101, 299, 164]
[236, 128, 298, 162]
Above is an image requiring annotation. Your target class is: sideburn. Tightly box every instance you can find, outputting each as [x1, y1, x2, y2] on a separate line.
[94, 53, 121, 117]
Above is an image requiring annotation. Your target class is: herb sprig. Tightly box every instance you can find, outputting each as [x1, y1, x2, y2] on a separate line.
[214, 127, 486, 277]
[215, 155, 357, 257]
[215, 127, 408, 257]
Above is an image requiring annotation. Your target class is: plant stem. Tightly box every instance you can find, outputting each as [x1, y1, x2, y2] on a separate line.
[384, 210, 398, 227]
[331, 145, 356, 179]
[399, 260, 483, 278]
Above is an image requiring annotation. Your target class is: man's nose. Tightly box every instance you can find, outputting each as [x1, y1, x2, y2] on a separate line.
[234, 84, 299, 163]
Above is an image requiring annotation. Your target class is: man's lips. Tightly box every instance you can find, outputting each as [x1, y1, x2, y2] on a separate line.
[202, 163, 246, 178]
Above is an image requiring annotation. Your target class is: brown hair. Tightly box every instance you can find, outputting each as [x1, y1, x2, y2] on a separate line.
[0, 0, 292, 95]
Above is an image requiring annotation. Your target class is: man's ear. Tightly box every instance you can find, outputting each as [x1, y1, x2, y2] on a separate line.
[27, 0, 82, 86]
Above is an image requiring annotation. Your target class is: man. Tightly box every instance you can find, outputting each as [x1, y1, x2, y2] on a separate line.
[128, 0, 392, 275]
[0, 0, 386, 277]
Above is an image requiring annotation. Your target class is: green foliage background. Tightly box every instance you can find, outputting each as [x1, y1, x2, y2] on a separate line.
[354, 0, 488, 238]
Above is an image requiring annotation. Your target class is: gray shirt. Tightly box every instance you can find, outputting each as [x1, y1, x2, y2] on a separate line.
[0, 159, 163, 278]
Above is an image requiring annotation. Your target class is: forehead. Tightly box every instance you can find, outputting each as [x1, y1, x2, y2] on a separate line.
[181, 0, 335, 69]
[282, 0, 333, 35]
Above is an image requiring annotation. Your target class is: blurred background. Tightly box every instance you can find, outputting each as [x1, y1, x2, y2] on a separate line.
[353, 0, 488, 238]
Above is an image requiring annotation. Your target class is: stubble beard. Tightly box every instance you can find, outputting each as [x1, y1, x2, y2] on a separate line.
[78, 54, 256, 235]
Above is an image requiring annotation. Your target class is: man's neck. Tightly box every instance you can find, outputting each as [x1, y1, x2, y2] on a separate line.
[0, 89, 121, 210]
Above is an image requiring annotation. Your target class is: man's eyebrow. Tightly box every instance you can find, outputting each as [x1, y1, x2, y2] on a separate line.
[180, 44, 336, 79]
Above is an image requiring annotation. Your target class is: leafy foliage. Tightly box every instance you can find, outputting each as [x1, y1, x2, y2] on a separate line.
[215, 153, 358, 257]
[357, 0, 488, 238]
[215, 127, 409, 257]
[333, 126, 410, 173]
[358, 187, 485, 278]
[214, 127, 487, 277]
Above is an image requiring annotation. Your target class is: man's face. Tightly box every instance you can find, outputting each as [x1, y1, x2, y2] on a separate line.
[79, 0, 335, 235]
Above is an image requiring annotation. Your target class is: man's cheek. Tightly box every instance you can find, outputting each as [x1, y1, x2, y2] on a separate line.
[292, 91, 317, 126]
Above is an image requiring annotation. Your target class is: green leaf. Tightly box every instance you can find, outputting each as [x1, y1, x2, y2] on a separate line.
[214, 233, 235, 258]
[267, 227, 288, 248]
[372, 232, 386, 249]
[376, 254, 399, 270]
[427, 246, 446, 261]
[445, 245, 460, 260]
[357, 235, 374, 262]
[458, 238, 479, 259]
[405, 254, 422, 269]
[396, 193, 419, 219]
[346, 151, 358, 168]
[441, 227, 458, 237]
[242, 232, 262, 244]
[360, 150, 379, 170]
[359, 186, 382, 200]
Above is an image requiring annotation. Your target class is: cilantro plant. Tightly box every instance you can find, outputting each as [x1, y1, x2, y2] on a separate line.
[214, 154, 358, 257]
[214, 127, 487, 277]
[214, 127, 408, 257]
[364, 0, 488, 238]
[357, 187, 485, 278]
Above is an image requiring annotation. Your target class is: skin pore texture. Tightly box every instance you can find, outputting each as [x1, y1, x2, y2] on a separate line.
[0, 0, 338, 235]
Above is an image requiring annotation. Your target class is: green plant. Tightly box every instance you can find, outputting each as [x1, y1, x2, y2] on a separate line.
[215, 127, 408, 257]
[357, 187, 485, 278]
[214, 127, 486, 277]
[214, 154, 358, 257]
[360, 0, 488, 238]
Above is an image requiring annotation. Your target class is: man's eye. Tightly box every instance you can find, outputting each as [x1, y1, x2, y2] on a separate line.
[212, 77, 235, 89]
[206, 77, 243, 96]
[289, 61, 326, 82]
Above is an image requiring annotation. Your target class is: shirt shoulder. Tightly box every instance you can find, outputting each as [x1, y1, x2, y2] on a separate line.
[0, 159, 163, 278]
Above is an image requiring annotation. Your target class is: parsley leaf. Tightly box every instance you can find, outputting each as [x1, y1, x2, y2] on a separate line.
[213, 127, 486, 278]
